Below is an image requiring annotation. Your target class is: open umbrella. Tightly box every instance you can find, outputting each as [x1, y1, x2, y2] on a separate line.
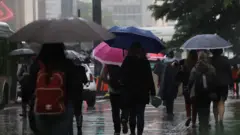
[181, 34, 232, 50]
[93, 42, 127, 66]
[9, 48, 35, 57]
[105, 26, 165, 53]
[9, 18, 115, 43]
[147, 53, 165, 61]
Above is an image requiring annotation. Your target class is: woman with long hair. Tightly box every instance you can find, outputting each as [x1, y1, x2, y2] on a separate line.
[121, 42, 155, 135]
[28, 43, 83, 135]
[180, 50, 198, 127]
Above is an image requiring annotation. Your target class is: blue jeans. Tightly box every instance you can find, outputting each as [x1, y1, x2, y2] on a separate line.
[35, 104, 74, 135]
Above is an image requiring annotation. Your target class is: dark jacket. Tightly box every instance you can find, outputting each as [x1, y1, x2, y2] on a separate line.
[121, 56, 155, 105]
[211, 55, 233, 86]
[159, 61, 180, 100]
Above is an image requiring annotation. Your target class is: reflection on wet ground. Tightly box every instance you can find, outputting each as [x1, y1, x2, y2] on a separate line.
[1, 97, 240, 135]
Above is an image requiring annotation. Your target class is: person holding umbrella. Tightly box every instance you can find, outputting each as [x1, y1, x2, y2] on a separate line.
[121, 42, 156, 135]
[93, 42, 129, 135]
[210, 49, 233, 124]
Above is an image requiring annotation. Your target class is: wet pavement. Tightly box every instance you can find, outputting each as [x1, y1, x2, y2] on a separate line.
[1, 96, 240, 135]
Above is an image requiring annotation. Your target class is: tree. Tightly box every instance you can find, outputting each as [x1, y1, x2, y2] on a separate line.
[149, 0, 240, 53]
[77, 1, 118, 28]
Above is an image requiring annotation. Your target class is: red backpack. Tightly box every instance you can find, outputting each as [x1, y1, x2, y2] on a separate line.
[34, 62, 66, 115]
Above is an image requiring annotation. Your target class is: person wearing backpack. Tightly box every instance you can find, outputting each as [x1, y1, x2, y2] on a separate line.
[28, 43, 83, 135]
[17, 62, 31, 118]
[188, 51, 216, 132]
[101, 64, 129, 135]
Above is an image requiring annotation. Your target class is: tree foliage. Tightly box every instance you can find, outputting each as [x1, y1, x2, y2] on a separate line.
[149, 0, 240, 53]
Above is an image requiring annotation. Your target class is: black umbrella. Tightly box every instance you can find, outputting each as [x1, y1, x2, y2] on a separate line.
[9, 48, 36, 56]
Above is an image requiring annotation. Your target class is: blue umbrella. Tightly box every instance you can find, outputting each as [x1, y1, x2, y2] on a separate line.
[105, 26, 165, 53]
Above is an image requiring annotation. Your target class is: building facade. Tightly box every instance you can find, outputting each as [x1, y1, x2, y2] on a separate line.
[3, 0, 38, 30]
[38, 0, 77, 19]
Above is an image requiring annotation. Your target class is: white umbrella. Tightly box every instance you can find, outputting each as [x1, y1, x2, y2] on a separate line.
[180, 34, 232, 50]
[9, 18, 115, 43]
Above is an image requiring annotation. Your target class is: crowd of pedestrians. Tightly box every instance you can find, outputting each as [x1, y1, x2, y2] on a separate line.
[16, 43, 238, 135]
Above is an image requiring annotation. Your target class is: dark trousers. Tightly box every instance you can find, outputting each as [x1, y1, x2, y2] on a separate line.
[129, 104, 146, 135]
[69, 100, 83, 135]
[165, 99, 174, 115]
[196, 98, 211, 130]
[110, 94, 129, 133]
[184, 95, 197, 124]
[28, 99, 39, 135]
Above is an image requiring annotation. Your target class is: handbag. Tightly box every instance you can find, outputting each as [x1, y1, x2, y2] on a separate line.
[150, 96, 162, 108]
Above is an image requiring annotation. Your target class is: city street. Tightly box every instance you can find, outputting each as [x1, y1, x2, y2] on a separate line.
[1, 97, 240, 135]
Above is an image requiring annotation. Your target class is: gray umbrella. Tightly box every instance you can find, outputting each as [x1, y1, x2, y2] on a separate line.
[9, 48, 36, 56]
[180, 34, 232, 50]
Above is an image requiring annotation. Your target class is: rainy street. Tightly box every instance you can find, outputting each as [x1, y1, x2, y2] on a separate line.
[1, 96, 240, 135]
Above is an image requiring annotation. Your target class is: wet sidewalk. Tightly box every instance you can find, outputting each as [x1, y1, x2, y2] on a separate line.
[1, 97, 240, 135]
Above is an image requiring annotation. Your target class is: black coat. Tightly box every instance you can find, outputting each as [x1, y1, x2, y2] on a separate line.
[121, 56, 155, 105]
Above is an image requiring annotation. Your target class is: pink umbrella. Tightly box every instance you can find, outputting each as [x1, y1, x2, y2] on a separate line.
[147, 53, 165, 61]
[93, 42, 127, 66]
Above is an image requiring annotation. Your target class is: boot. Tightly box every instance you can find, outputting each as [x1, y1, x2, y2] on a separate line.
[76, 115, 83, 135]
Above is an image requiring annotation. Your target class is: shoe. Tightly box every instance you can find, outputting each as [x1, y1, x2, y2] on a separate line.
[185, 118, 191, 127]
[192, 124, 197, 128]
[130, 133, 136, 135]
[122, 121, 128, 134]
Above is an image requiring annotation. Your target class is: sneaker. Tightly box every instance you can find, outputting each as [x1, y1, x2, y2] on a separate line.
[122, 120, 128, 134]
[185, 118, 191, 127]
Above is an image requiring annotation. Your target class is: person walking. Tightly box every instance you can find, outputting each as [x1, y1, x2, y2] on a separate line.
[155, 51, 181, 118]
[28, 43, 83, 135]
[210, 49, 233, 124]
[101, 64, 129, 135]
[179, 50, 198, 128]
[121, 42, 155, 135]
[17, 61, 31, 118]
[188, 51, 216, 132]
[69, 59, 88, 135]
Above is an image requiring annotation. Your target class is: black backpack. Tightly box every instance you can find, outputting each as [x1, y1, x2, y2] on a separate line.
[107, 65, 122, 89]
[194, 71, 213, 94]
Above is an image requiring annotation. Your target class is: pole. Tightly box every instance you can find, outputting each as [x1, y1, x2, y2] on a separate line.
[92, 0, 102, 76]
[77, 9, 81, 51]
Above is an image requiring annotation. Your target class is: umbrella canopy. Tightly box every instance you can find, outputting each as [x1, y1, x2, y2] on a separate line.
[9, 18, 115, 43]
[9, 48, 35, 56]
[181, 34, 232, 50]
[65, 50, 86, 62]
[93, 42, 127, 66]
[105, 26, 165, 53]
[147, 53, 165, 61]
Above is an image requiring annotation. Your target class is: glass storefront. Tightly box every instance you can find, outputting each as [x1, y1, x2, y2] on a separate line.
[1, 0, 17, 30]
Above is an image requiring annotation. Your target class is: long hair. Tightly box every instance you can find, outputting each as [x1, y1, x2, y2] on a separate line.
[185, 50, 198, 71]
[37, 43, 67, 83]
